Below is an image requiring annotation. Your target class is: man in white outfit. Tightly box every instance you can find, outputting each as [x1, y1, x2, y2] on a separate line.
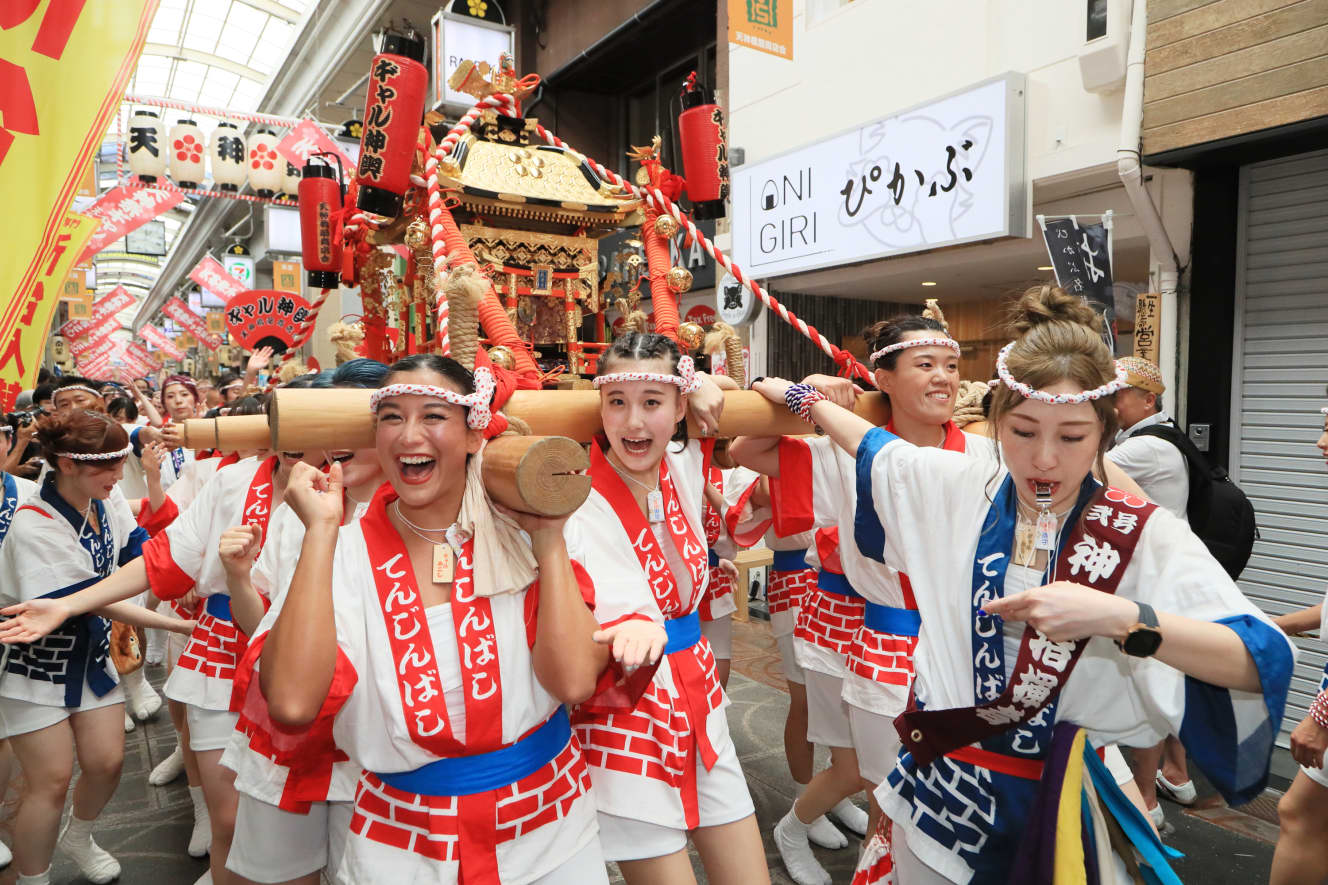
[1107, 357, 1196, 829]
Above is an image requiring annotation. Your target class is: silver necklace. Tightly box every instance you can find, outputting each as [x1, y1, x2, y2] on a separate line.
[391, 501, 456, 584]
[608, 458, 664, 522]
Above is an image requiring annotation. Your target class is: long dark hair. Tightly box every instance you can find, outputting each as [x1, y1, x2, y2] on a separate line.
[599, 332, 689, 445]
[864, 315, 947, 371]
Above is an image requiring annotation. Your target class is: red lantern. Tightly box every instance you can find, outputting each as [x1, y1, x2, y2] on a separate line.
[354, 32, 427, 218]
[677, 73, 730, 221]
[299, 156, 343, 289]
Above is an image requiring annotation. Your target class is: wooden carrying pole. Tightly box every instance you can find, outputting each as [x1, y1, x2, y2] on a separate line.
[267, 388, 891, 451]
[182, 415, 272, 452]
[482, 435, 591, 517]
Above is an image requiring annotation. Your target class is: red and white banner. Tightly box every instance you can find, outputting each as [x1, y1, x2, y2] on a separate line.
[189, 255, 248, 303]
[66, 315, 122, 357]
[77, 186, 185, 264]
[60, 284, 134, 338]
[77, 336, 119, 368]
[121, 340, 155, 370]
[139, 324, 184, 360]
[276, 119, 354, 175]
[162, 296, 220, 350]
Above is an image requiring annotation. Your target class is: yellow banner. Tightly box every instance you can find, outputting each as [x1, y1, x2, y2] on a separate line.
[728, 0, 792, 59]
[0, 0, 159, 403]
[1, 212, 98, 407]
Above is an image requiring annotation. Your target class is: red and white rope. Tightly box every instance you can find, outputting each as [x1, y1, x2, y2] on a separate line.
[121, 94, 337, 132]
[123, 179, 296, 207]
[276, 287, 333, 369]
[116, 109, 125, 187]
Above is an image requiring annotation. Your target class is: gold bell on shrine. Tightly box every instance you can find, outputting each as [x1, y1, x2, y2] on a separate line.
[653, 214, 679, 239]
[667, 266, 694, 294]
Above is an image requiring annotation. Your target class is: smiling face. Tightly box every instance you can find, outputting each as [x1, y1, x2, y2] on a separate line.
[374, 368, 483, 509]
[326, 446, 384, 491]
[61, 456, 127, 501]
[162, 382, 197, 422]
[996, 381, 1105, 512]
[598, 357, 687, 478]
[873, 331, 960, 427]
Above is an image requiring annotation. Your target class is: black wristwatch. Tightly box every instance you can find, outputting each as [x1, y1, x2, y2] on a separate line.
[748, 376, 766, 390]
[1115, 601, 1163, 657]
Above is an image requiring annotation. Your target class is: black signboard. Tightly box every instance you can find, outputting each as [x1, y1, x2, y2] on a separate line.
[1039, 215, 1115, 351]
[599, 218, 718, 292]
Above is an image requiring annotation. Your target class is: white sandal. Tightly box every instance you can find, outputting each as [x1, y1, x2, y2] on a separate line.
[1155, 771, 1197, 805]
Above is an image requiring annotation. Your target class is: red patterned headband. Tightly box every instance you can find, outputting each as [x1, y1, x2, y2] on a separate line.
[369, 367, 497, 430]
[593, 354, 702, 394]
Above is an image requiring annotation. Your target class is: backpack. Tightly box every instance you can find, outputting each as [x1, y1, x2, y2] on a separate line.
[1132, 423, 1259, 580]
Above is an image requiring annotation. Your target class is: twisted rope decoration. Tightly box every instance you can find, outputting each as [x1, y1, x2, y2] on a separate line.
[274, 288, 332, 370]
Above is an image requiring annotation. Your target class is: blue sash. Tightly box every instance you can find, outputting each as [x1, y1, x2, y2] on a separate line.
[0, 472, 17, 546]
[170, 446, 186, 475]
[664, 611, 701, 655]
[771, 549, 809, 572]
[969, 474, 1096, 759]
[375, 708, 571, 797]
[707, 549, 720, 568]
[863, 601, 921, 636]
[205, 594, 232, 621]
[817, 570, 861, 599]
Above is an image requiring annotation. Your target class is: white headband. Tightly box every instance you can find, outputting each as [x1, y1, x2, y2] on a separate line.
[369, 366, 497, 430]
[1319, 407, 1328, 416]
[56, 385, 103, 400]
[55, 444, 132, 461]
[220, 379, 243, 392]
[869, 336, 961, 364]
[593, 354, 702, 394]
[995, 342, 1129, 404]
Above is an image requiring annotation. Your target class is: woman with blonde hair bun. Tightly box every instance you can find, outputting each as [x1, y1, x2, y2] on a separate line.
[751, 285, 1295, 883]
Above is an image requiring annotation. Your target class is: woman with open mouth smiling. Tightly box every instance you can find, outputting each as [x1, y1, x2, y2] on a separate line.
[753, 286, 1295, 884]
[217, 358, 390, 885]
[254, 353, 661, 883]
[0, 375, 328, 885]
[562, 331, 770, 885]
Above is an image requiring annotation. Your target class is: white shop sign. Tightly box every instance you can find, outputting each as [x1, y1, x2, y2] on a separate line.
[732, 73, 1028, 278]
[430, 12, 516, 111]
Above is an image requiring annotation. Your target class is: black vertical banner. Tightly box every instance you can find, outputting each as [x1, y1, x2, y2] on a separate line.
[1039, 214, 1115, 353]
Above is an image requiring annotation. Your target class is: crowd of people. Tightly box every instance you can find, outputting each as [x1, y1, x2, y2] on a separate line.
[0, 285, 1320, 885]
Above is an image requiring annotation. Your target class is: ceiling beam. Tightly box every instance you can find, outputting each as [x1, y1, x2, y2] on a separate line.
[142, 43, 268, 83]
[134, 0, 394, 330]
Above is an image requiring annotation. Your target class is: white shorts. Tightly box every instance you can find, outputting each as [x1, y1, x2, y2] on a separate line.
[848, 705, 899, 786]
[700, 615, 732, 661]
[526, 839, 610, 885]
[597, 729, 755, 862]
[805, 670, 852, 749]
[776, 632, 805, 685]
[166, 630, 188, 668]
[228, 793, 353, 882]
[1302, 759, 1328, 789]
[186, 704, 239, 752]
[0, 684, 125, 738]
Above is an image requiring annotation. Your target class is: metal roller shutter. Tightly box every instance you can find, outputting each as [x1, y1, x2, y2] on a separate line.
[1231, 148, 1328, 747]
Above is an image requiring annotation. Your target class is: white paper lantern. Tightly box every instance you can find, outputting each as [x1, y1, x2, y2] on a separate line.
[281, 160, 302, 199]
[168, 119, 206, 188]
[127, 110, 166, 183]
[211, 122, 247, 192]
[247, 128, 283, 197]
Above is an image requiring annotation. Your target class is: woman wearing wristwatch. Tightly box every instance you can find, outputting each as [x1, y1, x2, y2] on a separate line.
[752, 286, 1295, 884]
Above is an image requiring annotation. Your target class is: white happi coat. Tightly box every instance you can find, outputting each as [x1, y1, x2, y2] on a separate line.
[221, 498, 370, 809]
[144, 456, 276, 711]
[775, 427, 995, 714]
[855, 427, 1295, 882]
[564, 439, 735, 830]
[0, 479, 141, 708]
[320, 490, 598, 884]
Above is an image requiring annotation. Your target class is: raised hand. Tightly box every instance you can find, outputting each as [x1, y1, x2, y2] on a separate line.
[285, 460, 344, 529]
[218, 523, 263, 581]
[0, 598, 73, 644]
[142, 441, 167, 480]
[687, 374, 725, 437]
[593, 618, 668, 668]
[247, 345, 275, 374]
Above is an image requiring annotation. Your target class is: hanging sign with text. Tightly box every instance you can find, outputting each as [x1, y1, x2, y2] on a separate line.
[276, 119, 354, 174]
[77, 185, 184, 263]
[189, 255, 248, 304]
[162, 296, 221, 350]
[60, 285, 133, 338]
[139, 324, 185, 360]
[731, 74, 1027, 279]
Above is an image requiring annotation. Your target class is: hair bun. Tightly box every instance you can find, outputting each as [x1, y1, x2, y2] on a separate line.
[1008, 284, 1103, 335]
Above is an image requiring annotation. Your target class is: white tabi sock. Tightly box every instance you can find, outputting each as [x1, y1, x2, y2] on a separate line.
[16, 867, 51, 885]
[123, 711, 135, 733]
[829, 796, 869, 836]
[148, 743, 185, 786]
[0, 839, 11, 868]
[145, 627, 167, 665]
[774, 808, 832, 885]
[188, 785, 212, 858]
[57, 816, 120, 884]
[193, 870, 212, 885]
[122, 667, 163, 720]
